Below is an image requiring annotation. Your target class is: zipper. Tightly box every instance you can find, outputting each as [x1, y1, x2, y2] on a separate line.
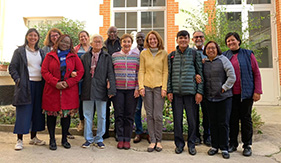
[179, 53, 183, 94]
[125, 54, 128, 89]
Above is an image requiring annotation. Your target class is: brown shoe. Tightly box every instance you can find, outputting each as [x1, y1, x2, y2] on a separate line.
[133, 134, 141, 143]
[77, 120, 84, 131]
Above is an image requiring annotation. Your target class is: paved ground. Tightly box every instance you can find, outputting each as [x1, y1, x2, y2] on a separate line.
[0, 106, 281, 163]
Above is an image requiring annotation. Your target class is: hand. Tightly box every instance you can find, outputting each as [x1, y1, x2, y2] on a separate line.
[108, 94, 114, 98]
[56, 81, 65, 89]
[167, 93, 173, 102]
[134, 89, 139, 98]
[195, 74, 202, 84]
[71, 71, 77, 77]
[195, 93, 202, 104]
[222, 88, 225, 93]
[16, 78, 20, 86]
[161, 89, 167, 98]
[61, 81, 69, 88]
[202, 58, 206, 64]
[107, 80, 110, 89]
[253, 93, 261, 102]
[140, 88, 145, 97]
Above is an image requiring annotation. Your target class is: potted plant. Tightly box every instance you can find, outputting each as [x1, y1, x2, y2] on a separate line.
[0, 61, 9, 71]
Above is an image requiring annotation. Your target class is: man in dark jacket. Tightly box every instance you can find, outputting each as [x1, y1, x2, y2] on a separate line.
[80, 34, 116, 148]
[103, 26, 121, 139]
[167, 30, 204, 155]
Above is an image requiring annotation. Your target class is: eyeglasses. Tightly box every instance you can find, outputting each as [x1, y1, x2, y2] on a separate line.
[51, 34, 60, 38]
[108, 31, 117, 34]
[93, 41, 102, 44]
[206, 47, 216, 50]
[193, 36, 204, 39]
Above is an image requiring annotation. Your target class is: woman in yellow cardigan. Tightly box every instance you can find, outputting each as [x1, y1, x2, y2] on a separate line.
[138, 31, 168, 152]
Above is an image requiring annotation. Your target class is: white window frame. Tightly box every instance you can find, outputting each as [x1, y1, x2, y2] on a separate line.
[111, 0, 167, 48]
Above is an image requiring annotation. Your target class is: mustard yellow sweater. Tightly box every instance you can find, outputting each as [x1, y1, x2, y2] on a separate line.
[138, 48, 168, 91]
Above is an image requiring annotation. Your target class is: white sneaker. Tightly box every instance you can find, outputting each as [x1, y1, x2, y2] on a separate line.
[15, 139, 23, 150]
[29, 137, 46, 145]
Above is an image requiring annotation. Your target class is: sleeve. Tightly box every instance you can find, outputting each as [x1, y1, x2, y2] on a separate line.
[194, 51, 204, 95]
[41, 54, 60, 87]
[221, 56, 236, 91]
[251, 53, 263, 94]
[167, 52, 173, 94]
[107, 55, 116, 96]
[161, 51, 168, 91]
[65, 55, 84, 88]
[135, 54, 140, 90]
[8, 49, 21, 83]
[138, 51, 145, 90]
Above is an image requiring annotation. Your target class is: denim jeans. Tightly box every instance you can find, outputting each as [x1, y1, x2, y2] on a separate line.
[134, 96, 143, 135]
[83, 100, 106, 143]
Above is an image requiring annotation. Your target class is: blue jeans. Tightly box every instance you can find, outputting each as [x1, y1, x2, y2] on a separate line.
[134, 96, 143, 135]
[83, 100, 106, 143]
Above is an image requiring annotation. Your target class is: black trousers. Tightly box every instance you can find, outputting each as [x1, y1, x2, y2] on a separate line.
[172, 94, 197, 149]
[229, 94, 254, 148]
[196, 98, 211, 141]
[112, 89, 138, 142]
[206, 98, 232, 150]
[47, 115, 70, 143]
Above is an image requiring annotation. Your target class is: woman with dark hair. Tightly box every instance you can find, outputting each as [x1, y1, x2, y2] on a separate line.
[42, 28, 63, 54]
[112, 34, 139, 150]
[203, 41, 236, 159]
[138, 31, 168, 152]
[41, 35, 84, 150]
[223, 32, 262, 157]
[74, 30, 91, 131]
[9, 28, 46, 150]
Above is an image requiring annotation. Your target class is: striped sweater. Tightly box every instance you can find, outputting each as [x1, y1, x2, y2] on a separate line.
[112, 49, 139, 90]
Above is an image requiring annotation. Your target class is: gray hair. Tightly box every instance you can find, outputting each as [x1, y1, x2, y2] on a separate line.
[90, 34, 104, 44]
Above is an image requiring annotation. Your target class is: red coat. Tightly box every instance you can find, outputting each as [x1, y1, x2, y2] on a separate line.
[41, 51, 84, 111]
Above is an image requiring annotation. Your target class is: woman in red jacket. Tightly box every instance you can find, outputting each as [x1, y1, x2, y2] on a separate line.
[41, 35, 84, 150]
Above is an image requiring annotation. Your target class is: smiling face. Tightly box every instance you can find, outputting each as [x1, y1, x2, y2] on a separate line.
[148, 34, 158, 48]
[107, 26, 118, 41]
[176, 35, 190, 51]
[91, 36, 103, 52]
[50, 31, 60, 45]
[192, 31, 205, 49]
[121, 37, 132, 53]
[136, 32, 145, 47]
[205, 42, 218, 61]
[79, 32, 89, 45]
[58, 36, 71, 51]
[26, 31, 39, 47]
[226, 35, 240, 51]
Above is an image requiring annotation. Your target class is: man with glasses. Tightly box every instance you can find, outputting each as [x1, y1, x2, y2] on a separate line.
[192, 31, 211, 147]
[103, 26, 122, 139]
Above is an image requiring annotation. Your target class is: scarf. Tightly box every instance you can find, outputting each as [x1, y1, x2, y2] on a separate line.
[57, 49, 70, 81]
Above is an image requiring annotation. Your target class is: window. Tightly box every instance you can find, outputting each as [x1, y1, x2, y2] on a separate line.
[113, 0, 166, 41]
[247, 0, 271, 4]
[218, 0, 241, 5]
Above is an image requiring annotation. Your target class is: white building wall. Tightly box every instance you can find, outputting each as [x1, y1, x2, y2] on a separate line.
[2, 0, 104, 62]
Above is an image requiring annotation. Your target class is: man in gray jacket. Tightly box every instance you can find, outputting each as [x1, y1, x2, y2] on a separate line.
[167, 30, 204, 155]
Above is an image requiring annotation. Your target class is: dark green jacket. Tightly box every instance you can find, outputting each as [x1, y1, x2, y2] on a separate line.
[167, 46, 204, 95]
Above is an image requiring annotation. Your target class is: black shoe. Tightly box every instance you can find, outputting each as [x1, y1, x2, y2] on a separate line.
[188, 147, 197, 155]
[62, 141, 71, 149]
[228, 145, 237, 153]
[204, 137, 212, 147]
[175, 147, 184, 154]
[49, 140, 57, 150]
[195, 137, 201, 145]
[222, 151, 230, 159]
[103, 133, 110, 139]
[243, 147, 252, 156]
[207, 148, 218, 156]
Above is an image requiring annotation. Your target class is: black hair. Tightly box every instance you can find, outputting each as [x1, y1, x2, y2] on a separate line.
[23, 28, 40, 50]
[176, 30, 190, 39]
[203, 41, 222, 56]
[225, 32, 241, 46]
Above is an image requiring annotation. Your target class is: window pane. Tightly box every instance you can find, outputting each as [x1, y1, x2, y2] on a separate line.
[114, 0, 125, 7]
[249, 11, 272, 68]
[115, 13, 125, 28]
[141, 0, 152, 7]
[247, 0, 271, 4]
[141, 12, 152, 28]
[127, 0, 137, 7]
[225, 12, 242, 33]
[117, 30, 125, 38]
[127, 12, 137, 28]
[153, 0, 165, 6]
[218, 0, 241, 4]
[153, 11, 164, 28]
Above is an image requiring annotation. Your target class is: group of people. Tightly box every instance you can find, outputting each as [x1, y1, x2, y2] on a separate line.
[9, 26, 262, 160]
